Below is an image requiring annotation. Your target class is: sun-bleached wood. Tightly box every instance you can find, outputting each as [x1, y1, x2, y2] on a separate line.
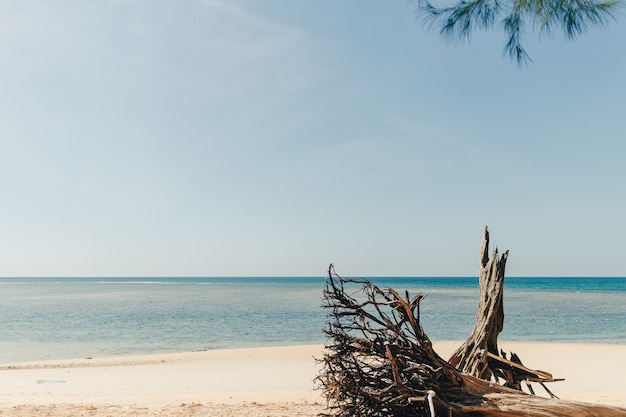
[449, 226, 509, 380]
[317, 228, 626, 416]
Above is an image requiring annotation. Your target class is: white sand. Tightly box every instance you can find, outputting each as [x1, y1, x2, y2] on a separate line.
[1, 342, 624, 416]
[436, 341, 626, 408]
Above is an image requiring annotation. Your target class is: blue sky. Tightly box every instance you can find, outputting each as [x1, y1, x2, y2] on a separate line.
[1, 0, 625, 277]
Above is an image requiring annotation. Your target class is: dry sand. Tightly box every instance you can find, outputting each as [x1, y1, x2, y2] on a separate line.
[1, 342, 624, 416]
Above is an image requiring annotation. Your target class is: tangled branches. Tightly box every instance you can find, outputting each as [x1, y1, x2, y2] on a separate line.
[315, 264, 467, 417]
[315, 263, 626, 417]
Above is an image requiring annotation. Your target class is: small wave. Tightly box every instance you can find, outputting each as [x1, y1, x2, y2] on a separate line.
[94, 281, 179, 285]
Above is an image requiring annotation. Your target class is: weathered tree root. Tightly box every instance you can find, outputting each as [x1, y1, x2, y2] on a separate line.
[316, 262, 626, 417]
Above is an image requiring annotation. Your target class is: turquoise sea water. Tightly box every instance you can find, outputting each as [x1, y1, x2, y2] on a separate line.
[1, 277, 625, 363]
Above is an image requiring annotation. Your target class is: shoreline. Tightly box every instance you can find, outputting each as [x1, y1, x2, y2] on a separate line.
[1, 342, 625, 416]
[3, 339, 625, 368]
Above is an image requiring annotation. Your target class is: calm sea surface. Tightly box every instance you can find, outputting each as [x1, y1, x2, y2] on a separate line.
[1, 277, 625, 363]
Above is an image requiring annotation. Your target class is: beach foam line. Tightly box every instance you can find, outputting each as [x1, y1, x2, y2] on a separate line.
[0, 344, 324, 370]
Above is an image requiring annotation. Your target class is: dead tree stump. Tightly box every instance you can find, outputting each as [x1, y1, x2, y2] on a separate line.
[449, 225, 509, 381]
[448, 226, 560, 394]
[316, 263, 626, 417]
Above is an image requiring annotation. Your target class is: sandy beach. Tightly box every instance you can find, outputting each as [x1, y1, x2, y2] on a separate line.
[1, 342, 625, 416]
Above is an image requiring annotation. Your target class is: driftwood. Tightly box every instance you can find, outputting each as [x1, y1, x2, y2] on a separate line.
[316, 233, 626, 416]
[449, 226, 560, 396]
[449, 226, 508, 379]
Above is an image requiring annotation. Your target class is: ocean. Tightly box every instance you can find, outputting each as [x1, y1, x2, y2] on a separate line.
[1, 276, 625, 363]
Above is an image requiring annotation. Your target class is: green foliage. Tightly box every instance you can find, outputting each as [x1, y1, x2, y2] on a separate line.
[415, 0, 622, 64]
